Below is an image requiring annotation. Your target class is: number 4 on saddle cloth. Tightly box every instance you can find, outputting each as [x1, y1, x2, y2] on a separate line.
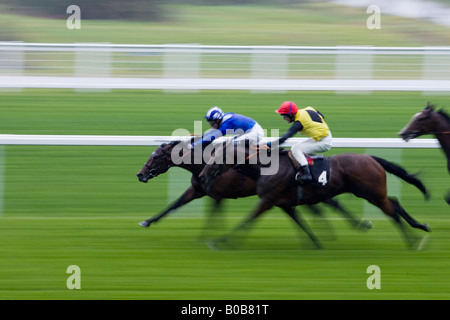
[288, 150, 330, 187]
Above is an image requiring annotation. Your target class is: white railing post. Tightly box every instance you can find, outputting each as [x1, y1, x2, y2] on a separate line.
[363, 148, 402, 219]
[422, 46, 450, 95]
[335, 45, 373, 94]
[163, 44, 201, 93]
[251, 47, 288, 93]
[75, 43, 111, 92]
[0, 43, 450, 91]
[0, 41, 24, 92]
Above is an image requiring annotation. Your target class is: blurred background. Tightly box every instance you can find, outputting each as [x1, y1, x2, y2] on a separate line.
[0, 0, 449, 300]
[0, 0, 449, 45]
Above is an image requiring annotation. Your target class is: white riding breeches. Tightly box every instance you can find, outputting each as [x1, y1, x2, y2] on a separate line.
[291, 133, 333, 167]
[234, 123, 265, 145]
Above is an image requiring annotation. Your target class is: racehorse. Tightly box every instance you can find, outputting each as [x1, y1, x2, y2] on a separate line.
[136, 139, 369, 244]
[199, 143, 431, 249]
[399, 102, 450, 204]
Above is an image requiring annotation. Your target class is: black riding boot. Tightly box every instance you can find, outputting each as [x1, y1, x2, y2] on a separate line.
[295, 165, 312, 182]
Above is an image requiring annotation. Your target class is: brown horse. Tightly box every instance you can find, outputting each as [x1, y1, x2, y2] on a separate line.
[199, 144, 431, 249]
[399, 102, 450, 204]
[136, 139, 368, 244]
[136, 140, 256, 229]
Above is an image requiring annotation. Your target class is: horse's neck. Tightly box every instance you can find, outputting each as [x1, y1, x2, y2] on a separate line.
[435, 136, 450, 172]
[434, 115, 450, 169]
[176, 162, 204, 176]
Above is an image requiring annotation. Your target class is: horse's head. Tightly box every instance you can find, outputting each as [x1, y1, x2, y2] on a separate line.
[136, 141, 181, 183]
[399, 102, 438, 141]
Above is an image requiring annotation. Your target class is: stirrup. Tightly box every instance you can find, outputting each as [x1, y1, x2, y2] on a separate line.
[297, 185, 304, 200]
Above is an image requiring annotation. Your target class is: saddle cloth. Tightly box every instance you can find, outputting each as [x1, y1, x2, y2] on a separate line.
[288, 150, 330, 187]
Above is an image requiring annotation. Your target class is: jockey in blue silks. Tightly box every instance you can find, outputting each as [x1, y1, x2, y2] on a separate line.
[190, 106, 264, 148]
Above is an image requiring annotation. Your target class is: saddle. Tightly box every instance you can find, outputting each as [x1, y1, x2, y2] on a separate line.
[288, 150, 330, 187]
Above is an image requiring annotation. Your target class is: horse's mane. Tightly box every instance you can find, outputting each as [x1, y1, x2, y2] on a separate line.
[160, 136, 204, 149]
[160, 140, 181, 148]
[437, 109, 450, 125]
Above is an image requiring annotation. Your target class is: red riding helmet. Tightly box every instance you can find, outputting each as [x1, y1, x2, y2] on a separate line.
[275, 101, 298, 115]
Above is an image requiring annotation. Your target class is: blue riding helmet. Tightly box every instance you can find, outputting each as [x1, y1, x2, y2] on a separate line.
[205, 106, 224, 121]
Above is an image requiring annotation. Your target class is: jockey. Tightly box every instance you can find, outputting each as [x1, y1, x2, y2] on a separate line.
[191, 106, 264, 148]
[267, 101, 332, 182]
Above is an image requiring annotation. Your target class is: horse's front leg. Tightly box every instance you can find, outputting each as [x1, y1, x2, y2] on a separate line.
[207, 199, 273, 249]
[281, 205, 322, 249]
[139, 186, 205, 227]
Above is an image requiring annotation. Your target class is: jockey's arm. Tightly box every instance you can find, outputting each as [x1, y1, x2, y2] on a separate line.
[191, 128, 224, 148]
[277, 121, 303, 145]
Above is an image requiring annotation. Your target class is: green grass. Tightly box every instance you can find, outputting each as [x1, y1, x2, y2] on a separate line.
[1, 3, 450, 46]
[1, 0, 450, 302]
[0, 89, 449, 300]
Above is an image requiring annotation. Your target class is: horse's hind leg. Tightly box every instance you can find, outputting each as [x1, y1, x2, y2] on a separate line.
[390, 197, 430, 232]
[207, 199, 273, 250]
[306, 204, 336, 241]
[198, 199, 227, 241]
[372, 197, 429, 248]
[281, 205, 322, 249]
[323, 198, 372, 230]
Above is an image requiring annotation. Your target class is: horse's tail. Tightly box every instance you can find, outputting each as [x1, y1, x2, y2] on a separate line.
[371, 156, 430, 200]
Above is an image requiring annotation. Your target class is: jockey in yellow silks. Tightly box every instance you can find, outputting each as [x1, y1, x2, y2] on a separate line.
[267, 101, 333, 182]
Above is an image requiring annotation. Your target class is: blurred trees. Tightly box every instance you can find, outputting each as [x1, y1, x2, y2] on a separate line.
[0, 0, 309, 20]
[0, 0, 165, 20]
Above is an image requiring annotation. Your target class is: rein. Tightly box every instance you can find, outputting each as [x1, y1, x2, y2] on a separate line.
[207, 143, 267, 182]
[246, 144, 270, 161]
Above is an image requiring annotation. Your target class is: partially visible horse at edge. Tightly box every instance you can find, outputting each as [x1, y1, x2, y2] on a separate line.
[399, 102, 450, 205]
[199, 143, 431, 249]
[136, 139, 370, 246]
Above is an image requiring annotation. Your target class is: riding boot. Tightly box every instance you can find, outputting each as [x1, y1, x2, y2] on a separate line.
[295, 165, 312, 182]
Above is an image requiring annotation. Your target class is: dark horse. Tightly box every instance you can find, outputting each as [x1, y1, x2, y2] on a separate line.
[136, 139, 368, 242]
[199, 144, 431, 249]
[399, 102, 450, 204]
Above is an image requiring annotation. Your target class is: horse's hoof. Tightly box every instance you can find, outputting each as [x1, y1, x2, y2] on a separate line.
[417, 235, 429, 251]
[139, 221, 150, 227]
[445, 194, 450, 205]
[313, 241, 323, 250]
[359, 220, 373, 230]
[206, 240, 220, 250]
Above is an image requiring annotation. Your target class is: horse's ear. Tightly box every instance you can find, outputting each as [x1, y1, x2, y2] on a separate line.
[425, 102, 435, 111]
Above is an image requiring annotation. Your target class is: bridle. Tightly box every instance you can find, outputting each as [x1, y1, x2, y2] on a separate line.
[410, 110, 450, 136]
[144, 147, 172, 178]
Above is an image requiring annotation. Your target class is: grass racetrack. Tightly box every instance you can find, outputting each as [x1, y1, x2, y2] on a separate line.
[1, 89, 449, 300]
